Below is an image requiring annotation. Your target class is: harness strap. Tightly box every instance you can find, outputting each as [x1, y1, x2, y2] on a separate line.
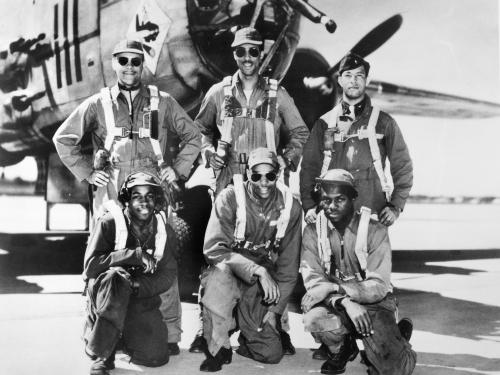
[366, 106, 391, 201]
[103, 200, 167, 261]
[101, 87, 118, 151]
[233, 174, 247, 242]
[153, 210, 167, 261]
[103, 200, 129, 250]
[219, 76, 234, 144]
[147, 85, 164, 163]
[275, 182, 293, 245]
[354, 206, 371, 271]
[316, 211, 332, 275]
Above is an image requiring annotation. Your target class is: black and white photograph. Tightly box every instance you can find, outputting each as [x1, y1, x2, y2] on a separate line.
[0, 0, 499, 374]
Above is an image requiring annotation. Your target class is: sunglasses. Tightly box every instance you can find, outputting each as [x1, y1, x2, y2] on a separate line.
[234, 46, 260, 58]
[117, 56, 143, 67]
[250, 172, 277, 182]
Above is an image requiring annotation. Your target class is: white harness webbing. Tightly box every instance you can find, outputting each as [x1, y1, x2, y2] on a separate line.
[354, 206, 371, 271]
[233, 177, 293, 246]
[103, 200, 167, 262]
[316, 207, 371, 274]
[320, 104, 389, 200]
[365, 106, 391, 201]
[100, 85, 163, 163]
[219, 76, 278, 154]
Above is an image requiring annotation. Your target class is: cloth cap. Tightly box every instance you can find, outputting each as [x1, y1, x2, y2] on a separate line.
[316, 169, 355, 188]
[123, 172, 161, 190]
[248, 148, 279, 169]
[112, 39, 144, 56]
[231, 27, 263, 47]
[338, 52, 370, 75]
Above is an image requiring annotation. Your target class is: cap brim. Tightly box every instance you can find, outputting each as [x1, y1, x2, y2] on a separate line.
[231, 39, 263, 47]
[113, 49, 144, 56]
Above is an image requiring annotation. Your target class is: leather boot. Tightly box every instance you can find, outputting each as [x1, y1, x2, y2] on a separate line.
[312, 343, 329, 360]
[200, 347, 233, 372]
[189, 334, 207, 353]
[320, 337, 359, 375]
[280, 330, 296, 355]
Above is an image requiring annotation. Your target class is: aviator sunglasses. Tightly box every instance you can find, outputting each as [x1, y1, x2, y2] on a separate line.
[234, 46, 260, 58]
[250, 171, 278, 182]
[117, 56, 143, 67]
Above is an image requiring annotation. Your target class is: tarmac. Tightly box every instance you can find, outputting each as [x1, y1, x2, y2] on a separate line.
[0, 201, 499, 375]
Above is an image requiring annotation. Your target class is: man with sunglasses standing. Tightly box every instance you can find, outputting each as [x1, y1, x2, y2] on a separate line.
[199, 148, 302, 372]
[195, 27, 309, 195]
[300, 52, 413, 228]
[299, 53, 413, 360]
[53, 39, 201, 360]
[191, 26, 309, 354]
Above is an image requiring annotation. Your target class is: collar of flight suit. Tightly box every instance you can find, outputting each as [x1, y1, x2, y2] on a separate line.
[109, 83, 151, 102]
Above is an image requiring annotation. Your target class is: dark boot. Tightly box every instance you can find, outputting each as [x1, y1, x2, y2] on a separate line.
[200, 347, 233, 372]
[398, 317, 413, 342]
[320, 337, 359, 375]
[168, 343, 180, 356]
[189, 334, 207, 353]
[90, 358, 112, 375]
[312, 343, 329, 360]
[280, 330, 296, 355]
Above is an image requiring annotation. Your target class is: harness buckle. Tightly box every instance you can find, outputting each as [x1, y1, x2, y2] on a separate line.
[138, 127, 151, 138]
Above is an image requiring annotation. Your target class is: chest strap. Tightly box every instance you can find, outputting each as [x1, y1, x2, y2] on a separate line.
[320, 105, 390, 201]
[354, 206, 371, 271]
[103, 200, 167, 262]
[100, 85, 163, 163]
[233, 176, 293, 250]
[316, 209, 370, 277]
[219, 76, 278, 154]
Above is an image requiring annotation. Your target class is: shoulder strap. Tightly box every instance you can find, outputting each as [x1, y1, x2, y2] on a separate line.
[220, 76, 234, 144]
[366, 106, 391, 201]
[146, 85, 164, 163]
[153, 210, 167, 261]
[101, 87, 121, 151]
[316, 210, 332, 275]
[274, 182, 293, 247]
[320, 103, 341, 129]
[354, 207, 371, 271]
[233, 174, 247, 242]
[103, 200, 128, 250]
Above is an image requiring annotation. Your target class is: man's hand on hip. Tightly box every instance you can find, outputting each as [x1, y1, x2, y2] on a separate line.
[160, 166, 178, 184]
[87, 170, 110, 187]
[379, 205, 400, 226]
[305, 208, 318, 224]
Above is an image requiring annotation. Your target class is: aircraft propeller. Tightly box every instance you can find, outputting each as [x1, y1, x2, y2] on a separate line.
[304, 14, 403, 93]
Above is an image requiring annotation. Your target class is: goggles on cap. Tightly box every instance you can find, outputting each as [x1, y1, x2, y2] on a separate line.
[250, 171, 277, 183]
[117, 56, 143, 67]
[234, 46, 260, 58]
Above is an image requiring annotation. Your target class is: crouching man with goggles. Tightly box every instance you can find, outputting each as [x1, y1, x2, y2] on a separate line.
[199, 148, 302, 372]
[83, 172, 177, 375]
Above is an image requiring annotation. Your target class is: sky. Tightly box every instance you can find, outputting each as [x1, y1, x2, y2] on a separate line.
[298, 0, 500, 196]
[2, 0, 500, 196]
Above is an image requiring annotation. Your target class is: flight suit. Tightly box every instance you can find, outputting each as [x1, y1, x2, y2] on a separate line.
[83, 210, 177, 365]
[300, 96, 413, 215]
[201, 183, 302, 363]
[300, 214, 417, 374]
[195, 72, 309, 194]
[54, 84, 200, 348]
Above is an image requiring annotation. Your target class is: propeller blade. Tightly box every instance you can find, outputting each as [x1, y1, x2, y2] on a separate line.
[329, 14, 403, 74]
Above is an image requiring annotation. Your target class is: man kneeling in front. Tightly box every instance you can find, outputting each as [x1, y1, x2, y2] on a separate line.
[83, 172, 177, 374]
[200, 148, 302, 371]
[300, 169, 416, 374]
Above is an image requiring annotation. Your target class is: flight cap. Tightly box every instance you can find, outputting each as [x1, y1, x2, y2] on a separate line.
[231, 27, 263, 47]
[316, 169, 357, 198]
[247, 148, 279, 170]
[338, 52, 370, 75]
[112, 39, 145, 56]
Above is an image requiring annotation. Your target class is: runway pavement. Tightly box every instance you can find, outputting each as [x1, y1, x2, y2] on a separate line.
[0, 202, 500, 374]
